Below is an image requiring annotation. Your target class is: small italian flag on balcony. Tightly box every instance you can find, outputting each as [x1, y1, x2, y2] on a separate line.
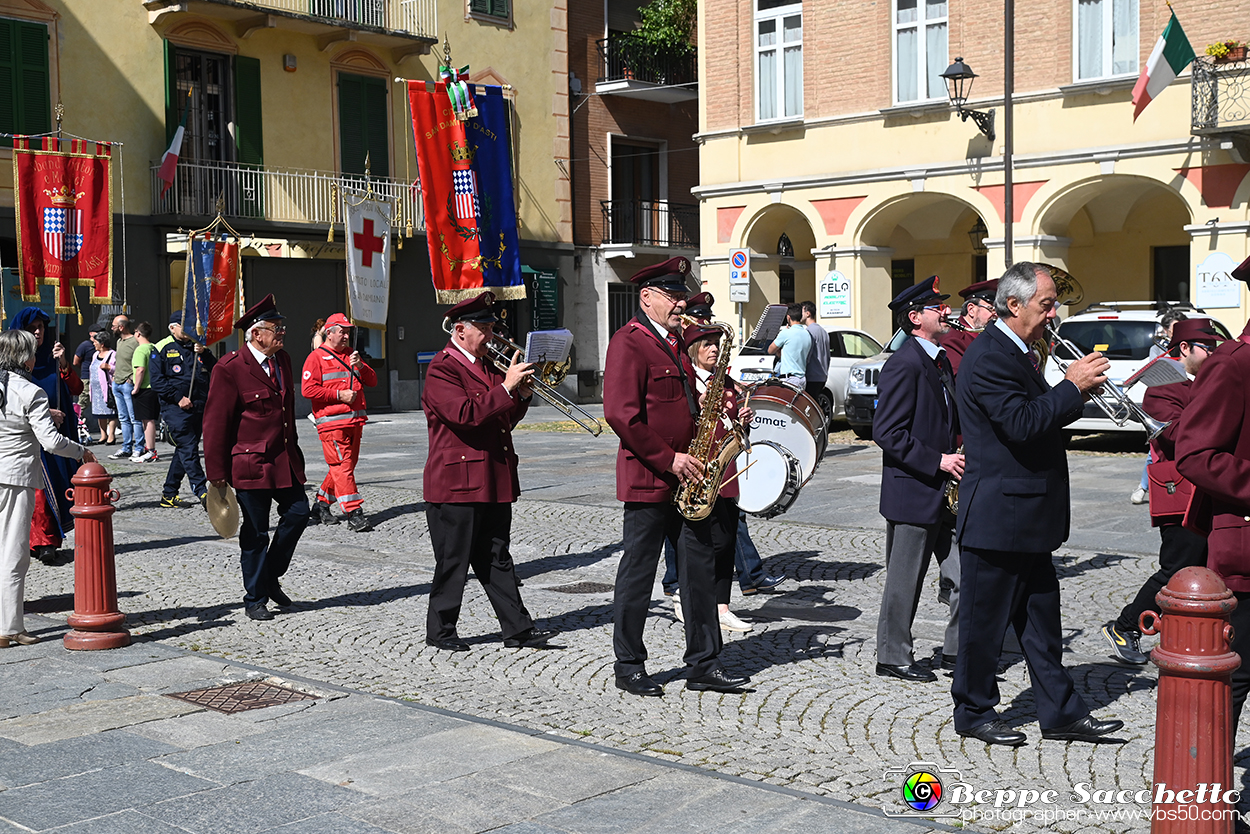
[1132, 10, 1195, 121]
[158, 89, 192, 196]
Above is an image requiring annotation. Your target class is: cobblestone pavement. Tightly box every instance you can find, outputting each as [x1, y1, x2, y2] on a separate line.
[24, 412, 1238, 834]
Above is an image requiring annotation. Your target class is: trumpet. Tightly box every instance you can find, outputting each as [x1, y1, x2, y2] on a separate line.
[945, 315, 985, 334]
[441, 319, 604, 436]
[1036, 266, 1167, 440]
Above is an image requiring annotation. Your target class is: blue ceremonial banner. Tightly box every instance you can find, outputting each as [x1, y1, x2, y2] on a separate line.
[179, 235, 238, 346]
[471, 87, 523, 296]
[181, 237, 214, 343]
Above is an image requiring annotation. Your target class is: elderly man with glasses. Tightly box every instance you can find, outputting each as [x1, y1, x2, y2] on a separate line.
[939, 279, 999, 376]
[203, 295, 310, 622]
[301, 313, 376, 532]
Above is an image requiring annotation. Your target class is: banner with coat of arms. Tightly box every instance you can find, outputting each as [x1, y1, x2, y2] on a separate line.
[13, 137, 112, 314]
[340, 186, 392, 328]
[181, 235, 239, 346]
[407, 81, 524, 304]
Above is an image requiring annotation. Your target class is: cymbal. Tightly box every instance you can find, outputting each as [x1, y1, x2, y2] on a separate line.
[204, 483, 239, 539]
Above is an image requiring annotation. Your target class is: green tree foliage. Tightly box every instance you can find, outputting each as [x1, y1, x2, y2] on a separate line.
[635, 0, 697, 55]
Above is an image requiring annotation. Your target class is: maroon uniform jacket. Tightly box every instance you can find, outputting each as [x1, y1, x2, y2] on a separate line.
[421, 341, 529, 504]
[203, 347, 305, 490]
[1142, 378, 1192, 464]
[938, 325, 978, 376]
[1176, 321, 1250, 592]
[604, 316, 697, 503]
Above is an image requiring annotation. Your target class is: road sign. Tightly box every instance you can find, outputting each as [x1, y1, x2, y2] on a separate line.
[729, 248, 750, 302]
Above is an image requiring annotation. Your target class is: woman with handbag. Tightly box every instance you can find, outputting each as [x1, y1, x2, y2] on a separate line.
[90, 332, 118, 445]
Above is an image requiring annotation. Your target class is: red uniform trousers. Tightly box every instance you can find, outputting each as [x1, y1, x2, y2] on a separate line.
[316, 426, 364, 513]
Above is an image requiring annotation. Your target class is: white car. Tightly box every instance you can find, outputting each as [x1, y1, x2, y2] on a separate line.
[729, 327, 884, 427]
[1042, 302, 1233, 433]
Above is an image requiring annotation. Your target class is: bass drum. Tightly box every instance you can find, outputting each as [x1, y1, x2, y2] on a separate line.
[746, 381, 826, 484]
[734, 441, 802, 519]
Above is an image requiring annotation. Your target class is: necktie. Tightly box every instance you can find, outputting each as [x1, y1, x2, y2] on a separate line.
[267, 357, 282, 393]
[1028, 350, 1042, 375]
[666, 333, 680, 355]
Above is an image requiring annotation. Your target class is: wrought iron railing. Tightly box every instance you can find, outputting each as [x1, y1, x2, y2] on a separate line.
[1191, 55, 1250, 132]
[596, 33, 696, 87]
[196, 0, 437, 37]
[600, 199, 698, 248]
[150, 159, 423, 231]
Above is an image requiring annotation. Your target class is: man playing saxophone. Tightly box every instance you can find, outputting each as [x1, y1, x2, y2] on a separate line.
[604, 257, 751, 697]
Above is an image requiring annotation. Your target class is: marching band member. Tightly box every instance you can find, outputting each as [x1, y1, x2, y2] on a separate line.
[604, 256, 750, 697]
[938, 279, 998, 376]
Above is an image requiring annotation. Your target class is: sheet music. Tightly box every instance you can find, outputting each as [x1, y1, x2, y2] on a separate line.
[524, 329, 574, 364]
[1123, 356, 1188, 389]
[745, 305, 789, 347]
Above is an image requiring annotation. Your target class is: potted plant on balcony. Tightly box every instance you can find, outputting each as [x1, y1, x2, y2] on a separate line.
[1206, 39, 1248, 64]
[633, 0, 696, 85]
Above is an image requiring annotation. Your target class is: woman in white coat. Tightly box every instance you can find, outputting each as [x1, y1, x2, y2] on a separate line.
[0, 329, 95, 646]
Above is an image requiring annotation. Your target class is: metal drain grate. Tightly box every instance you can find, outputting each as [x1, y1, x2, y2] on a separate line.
[544, 581, 615, 594]
[165, 681, 319, 714]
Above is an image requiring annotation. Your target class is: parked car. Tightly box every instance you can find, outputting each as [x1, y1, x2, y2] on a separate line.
[844, 329, 907, 439]
[1042, 301, 1232, 433]
[730, 327, 884, 427]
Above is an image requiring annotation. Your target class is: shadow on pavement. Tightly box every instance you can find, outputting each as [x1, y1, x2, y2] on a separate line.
[518, 541, 624, 578]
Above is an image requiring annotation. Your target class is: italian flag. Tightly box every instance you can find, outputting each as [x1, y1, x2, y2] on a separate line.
[1132, 11, 1195, 121]
[158, 89, 192, 195]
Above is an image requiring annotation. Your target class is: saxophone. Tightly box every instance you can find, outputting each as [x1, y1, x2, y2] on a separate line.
[674, 318, 747, 521]
[943, 444, 964, 514]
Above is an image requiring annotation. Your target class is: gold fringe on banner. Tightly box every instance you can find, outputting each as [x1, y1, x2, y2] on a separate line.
[328, 182, 338, 242]
[434, 285, 527, 304]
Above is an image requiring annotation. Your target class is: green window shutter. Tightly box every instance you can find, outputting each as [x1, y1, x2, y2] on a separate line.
[233, 55, 263, 165]
[164, 39, 177, 144]
[14, 20, 48, 135]
[0, 20, 15, 138]
[491, 0, 509, 17]
[469, 0, 489, 13]
[470, 0, 508, 18]
[339, 73, 387, 177]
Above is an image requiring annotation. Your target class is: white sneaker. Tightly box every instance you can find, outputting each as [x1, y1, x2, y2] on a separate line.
[107, 449, 130, 460]
[719, 610, 753, 632]
[1130, 487, 1148, 505]
[135, 449, 158, 463]
[672, 591, 684, 623]
[129, 450, 145, 461]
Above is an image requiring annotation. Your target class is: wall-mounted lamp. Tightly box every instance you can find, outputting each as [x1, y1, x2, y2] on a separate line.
[968, 217, 989, 255]
[940, 57, 995, 142]
[283, 54, 297, 72]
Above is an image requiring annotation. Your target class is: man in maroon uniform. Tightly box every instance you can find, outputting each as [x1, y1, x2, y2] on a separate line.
[422, 291, 556, 652]
[1176, 257, 1250, 729]
[604, 256, 750, 697]
[203, 295, 309, 621]
[1102, 318, 1221, 665]
[938, 279, 997, 376]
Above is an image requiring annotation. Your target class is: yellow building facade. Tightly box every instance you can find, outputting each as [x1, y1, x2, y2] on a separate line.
[697, 0, 1250, 344]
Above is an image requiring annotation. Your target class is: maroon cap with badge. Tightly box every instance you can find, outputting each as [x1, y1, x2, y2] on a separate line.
[959, 279, 999, 301]
[629, 256, 692, 295]
[681, 322, 723, 351]
[1170, 317, 1225, 347]
[685, 292, 715, 320]
[443, 291, 500, 324]
[233, 293, 286, 331]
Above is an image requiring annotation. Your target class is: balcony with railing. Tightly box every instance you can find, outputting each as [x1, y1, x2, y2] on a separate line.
[1191, 55, 1250, 136]
[595, 33, 697, 103]
[144, 0, 437, 55]
[151, 159, 423, 232]
[600, 199, 698, 251]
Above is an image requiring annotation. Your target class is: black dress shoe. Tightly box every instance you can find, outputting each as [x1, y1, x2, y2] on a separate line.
[615, 672, 663, 696]
[686, 668, 751, 692]
[425, 636, 470, 652]
[876, 662, 937, 682]
[269, 586, 292, 608]
[244, 604, 274, 621]
[958, 719, 1027, 746]
[1041, 715, 1124, 742]
[503, 628, 557, 648]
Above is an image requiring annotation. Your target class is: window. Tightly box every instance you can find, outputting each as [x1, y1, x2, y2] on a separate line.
[779, 265, 795, 304]
[0, 18, 49, 143]
[755, 0, 801, 122]
[840, 333, 884, 359]
[468, 0, 510, 23]
[1075, 0, 1138, 79]
[337, 72, 389, 178]
[608, 283, 640, 337]
[893, 0, 947, 103]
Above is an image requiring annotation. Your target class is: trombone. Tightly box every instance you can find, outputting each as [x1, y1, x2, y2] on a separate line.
[1039, 266, 1168, 440]
[441, 319, 604, 436]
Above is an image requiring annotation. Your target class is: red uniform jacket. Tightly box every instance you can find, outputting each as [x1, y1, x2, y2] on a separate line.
[1142, 378, 1192, 464]
[938, 326, 978, 376]
[203, 348, 306, 490]
[1176, 320, 1250, 592]
[421, 341, 529, 504]
[603, 316, 696, 503]
[301, 346, 378, 434]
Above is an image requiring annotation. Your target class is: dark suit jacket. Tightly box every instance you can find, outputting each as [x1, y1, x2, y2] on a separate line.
[421, 341, 529, 504]
[1175, 320, 1250, 592]
[203, 347, 305, 490]
[873, 335, 957, 525]
[1142, 379, 1192, 464]
[603, 314, 696, 503]
[954, 324, 1084, 553]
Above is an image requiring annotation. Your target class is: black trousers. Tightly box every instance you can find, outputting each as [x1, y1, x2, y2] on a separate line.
[162, 408, 206, 499]
[1228, 591, 1250, 731]
[425, 502, 532, 642]
[613, 501, 729, 679]
[236, 484, 309, 608]
[1115, 524, 1208, 633]
[952, 547, 1088, 732]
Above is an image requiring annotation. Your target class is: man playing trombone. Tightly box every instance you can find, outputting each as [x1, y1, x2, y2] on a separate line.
[951, 261, 1123, 746]
[422, 291, 557, 652]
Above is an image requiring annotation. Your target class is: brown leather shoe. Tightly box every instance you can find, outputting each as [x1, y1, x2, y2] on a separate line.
[0, 632, 40, 647]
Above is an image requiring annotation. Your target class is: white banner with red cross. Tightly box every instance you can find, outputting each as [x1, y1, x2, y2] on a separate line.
[340, 186, 392, 328]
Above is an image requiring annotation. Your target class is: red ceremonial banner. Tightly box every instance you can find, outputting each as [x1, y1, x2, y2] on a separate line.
[13, 137, 113, 314]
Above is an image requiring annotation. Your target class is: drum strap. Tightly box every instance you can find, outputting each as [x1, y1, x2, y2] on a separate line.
[634, 313, 698, 419]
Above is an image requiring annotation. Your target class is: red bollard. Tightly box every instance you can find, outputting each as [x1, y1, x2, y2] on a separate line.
[63, 462, 130, 650]
[1139, 566, 1239, 834]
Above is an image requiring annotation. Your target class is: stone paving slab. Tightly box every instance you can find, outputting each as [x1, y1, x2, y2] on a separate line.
[0, 694, 204, 745]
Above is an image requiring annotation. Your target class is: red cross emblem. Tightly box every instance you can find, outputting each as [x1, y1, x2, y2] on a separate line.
[353, 218, 385, 268]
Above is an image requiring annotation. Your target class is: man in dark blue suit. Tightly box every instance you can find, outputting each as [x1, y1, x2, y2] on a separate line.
[873, 276, 963, 683]
[952, 261, 1123, 746]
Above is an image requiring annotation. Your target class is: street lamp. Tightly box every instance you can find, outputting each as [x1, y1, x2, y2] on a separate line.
[940, 57, 995, 142]
[968, 217, 988, 255]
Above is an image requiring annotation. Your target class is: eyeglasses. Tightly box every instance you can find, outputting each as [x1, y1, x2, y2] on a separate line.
[255, 325, 287, 335]
[922, 304, 950, 314]
[1190, 342, 1216, 353]
[647, 288, 688, 302]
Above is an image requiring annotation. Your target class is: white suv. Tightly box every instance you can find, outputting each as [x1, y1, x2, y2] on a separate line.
[1043, 302, 1233, 433]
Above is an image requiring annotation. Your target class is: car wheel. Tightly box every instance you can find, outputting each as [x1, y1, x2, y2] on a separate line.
[816, 390, 835, 429]
[852, 425, 873, 440]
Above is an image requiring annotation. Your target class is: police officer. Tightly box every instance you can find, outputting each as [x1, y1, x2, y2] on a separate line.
[150, 312, 215, 508]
